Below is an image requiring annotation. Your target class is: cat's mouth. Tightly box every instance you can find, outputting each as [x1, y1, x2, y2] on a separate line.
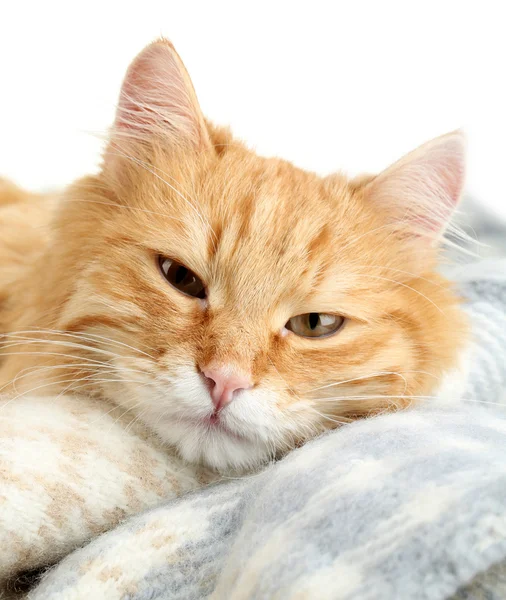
[177, 413, 245, 441]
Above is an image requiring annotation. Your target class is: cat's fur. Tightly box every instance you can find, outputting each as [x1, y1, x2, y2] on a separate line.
[0, 39, 467, 472]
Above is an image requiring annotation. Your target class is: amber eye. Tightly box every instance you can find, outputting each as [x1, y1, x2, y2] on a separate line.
[158, 256, 206, 299]
[285, 313, 344, 338]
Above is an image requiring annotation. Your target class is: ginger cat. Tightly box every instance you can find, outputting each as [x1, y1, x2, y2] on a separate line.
[0, 39, 466, 472]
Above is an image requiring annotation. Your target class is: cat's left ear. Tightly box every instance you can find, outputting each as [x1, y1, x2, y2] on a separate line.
[110, 38, 211, 151]
[362, 130, 465, 243]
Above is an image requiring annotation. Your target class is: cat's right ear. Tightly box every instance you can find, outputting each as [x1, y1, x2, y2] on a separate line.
[108, 38, 211, 152]
[361, 131, 465, 244]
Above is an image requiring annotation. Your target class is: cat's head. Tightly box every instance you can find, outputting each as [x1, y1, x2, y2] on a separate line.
[41, 40, 467, 471]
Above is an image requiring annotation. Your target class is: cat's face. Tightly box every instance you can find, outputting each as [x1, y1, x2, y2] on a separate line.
[11, 40, 467, 472]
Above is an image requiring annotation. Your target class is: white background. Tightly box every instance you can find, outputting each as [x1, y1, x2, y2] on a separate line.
[1, 1, 505, 219]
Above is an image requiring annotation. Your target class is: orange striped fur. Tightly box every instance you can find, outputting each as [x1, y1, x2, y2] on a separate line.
[0, 40, 467, 471]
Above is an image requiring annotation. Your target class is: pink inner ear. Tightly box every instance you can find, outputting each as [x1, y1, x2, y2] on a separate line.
[365, 131, 466, 239]
[113, 40, 208, 148]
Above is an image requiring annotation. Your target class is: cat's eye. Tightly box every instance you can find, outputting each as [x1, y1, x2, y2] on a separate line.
[158, 256, 206, 299]
[285, 313, 344, 338]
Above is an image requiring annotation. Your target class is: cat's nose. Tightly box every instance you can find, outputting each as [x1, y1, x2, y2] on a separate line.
[201, 364, 252, 411]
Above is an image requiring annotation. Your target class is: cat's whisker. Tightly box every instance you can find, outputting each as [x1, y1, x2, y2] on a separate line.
[155, 404, 181, 430]
[1, 363, 121, 396]
[0, 350, 119, 369]
[86, 394, 151, 427]
[52, 373, 100, 402]
[305, 406, 352, 426]
[0, 338, 124, 360]
[314, 393, 439, 402]
[314, 393, 506, 408]
[0, 372, 146, 414]
[111, 390, 174, 436]
[0, 351, 150, 390]
[351, 264, 449, 289]
[1, 341, 154, 372]
[61, 328, 159, 357]
[9, 371, 90, 398]
[0, 346, 150, 399]
[123, 403, 156, 435]
[50, 379, 157, 437]
[52, 375, 152, 407]
[1, 328, 157, 359]
[354, 274, 445, 313]
[307, 371, 411, 394]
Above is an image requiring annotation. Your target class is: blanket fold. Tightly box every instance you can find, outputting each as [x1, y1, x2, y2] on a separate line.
[27, 405, 506, 600]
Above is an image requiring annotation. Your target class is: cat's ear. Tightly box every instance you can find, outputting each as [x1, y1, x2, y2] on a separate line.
[111, 38, 211, 150]
[362, 131, 465, 243]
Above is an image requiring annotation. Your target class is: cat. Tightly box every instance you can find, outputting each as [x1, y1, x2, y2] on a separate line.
[0, 38, 467, 473]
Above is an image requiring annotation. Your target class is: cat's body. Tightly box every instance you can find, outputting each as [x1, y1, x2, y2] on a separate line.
[0, 39, 467, 473]
[0, 181, 55, 331]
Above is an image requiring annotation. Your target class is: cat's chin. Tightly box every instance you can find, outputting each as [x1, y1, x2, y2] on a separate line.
[151, 417, 272, 474]
[103, 370, 280, 473]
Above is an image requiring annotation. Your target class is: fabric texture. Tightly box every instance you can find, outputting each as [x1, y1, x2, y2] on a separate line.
[450, 561, 506, 600]
[0, 396, 216, 591]
[21, 263, 506, 600]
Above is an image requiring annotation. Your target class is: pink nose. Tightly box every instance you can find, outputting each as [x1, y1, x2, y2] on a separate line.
[201, 365, 252, 411]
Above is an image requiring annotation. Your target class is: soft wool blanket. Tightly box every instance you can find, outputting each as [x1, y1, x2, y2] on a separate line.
[1, 258, 500, 600]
